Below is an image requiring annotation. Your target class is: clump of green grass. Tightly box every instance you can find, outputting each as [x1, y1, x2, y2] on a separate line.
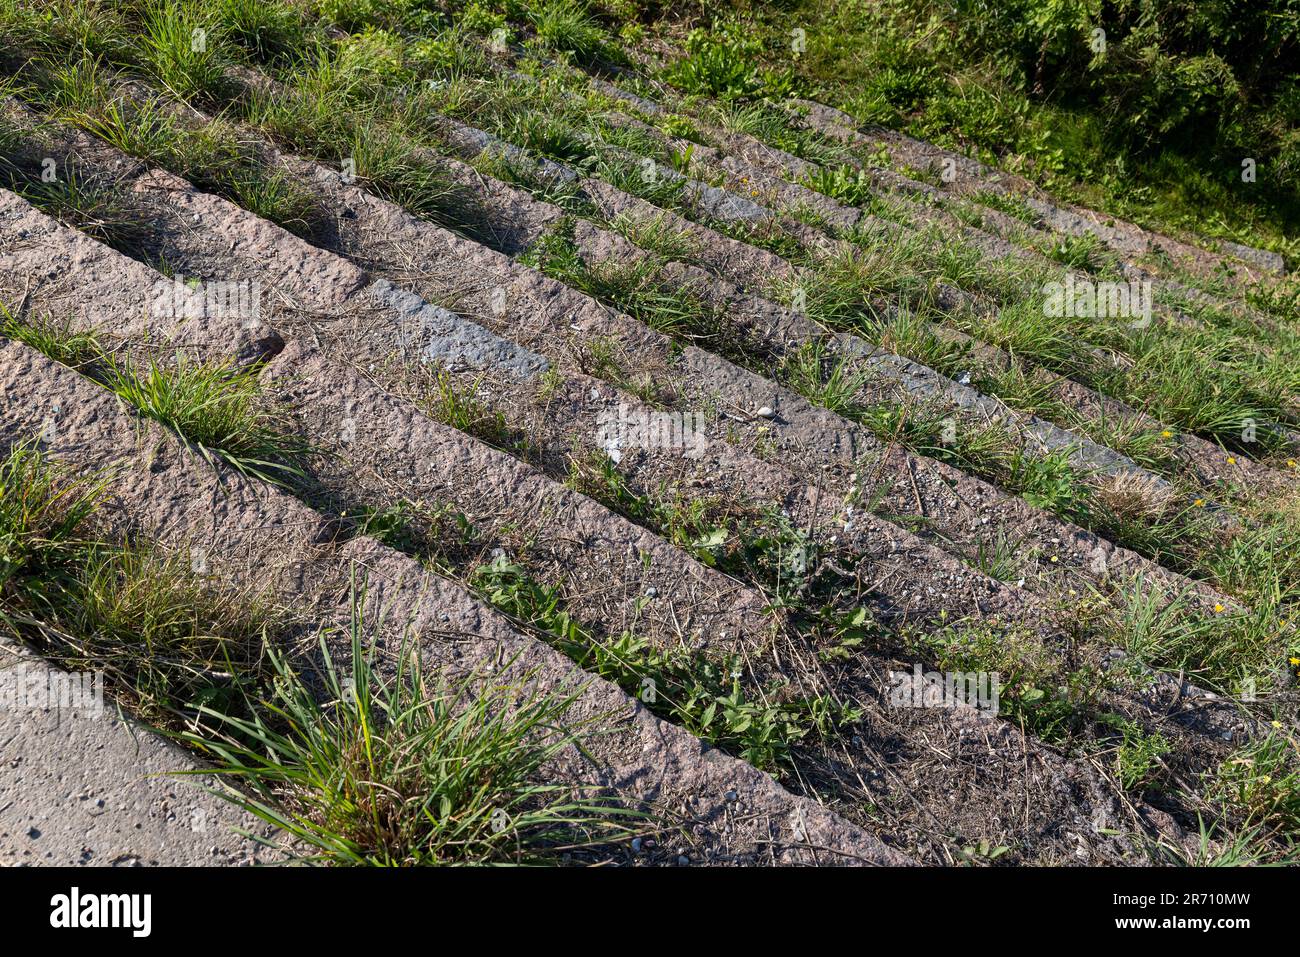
[0, 441, 103, 624]
[770, 241, 930, 333]
[136, 0, 228, 101]
[1147, 817, 1300, 866]
[589, 118, 670, 164]
[38, 55, 106, 115]
[347, 123, 481, 232]
[213, 0, 309, 64]
[238, 60, 347, 148]
[969, 296, 1088, 373]
[709, 101, 842, 164]
[1100, 571, 1292, 697]
[100, 353, 311, 486]
[521, 0, 616, 67]
[802, 164, 875, 208]
[1046, 232, 1106, 274]
[8, 319, 299, 489]
[0, 0, 130, 59]
[472, 147, 595, 216]
[1, 308, 104, 369]
[73, 95, 184, 166]
[875, 305, 964, 368]
[15, 165, 152, 256]
[1202, 489, 1300, 607]
[520, 218, 722, 344]
[422, 370, 517, 450]
[1073, 414, 1178, 475]
[780, 340, 870, 417]
[348, 497, 480, 573]
[1209, 735, 1300, 837]
[59, 540, 272, 719]
[967, 529, 1024, 583]
[222, 161, 318, 235]
[565, 453, 860, 613]
[1093, 329, 1293, 455]
[0, 440, 271, 720]
[180, 592, 630, 865]
[970, 189, 1042, 228]
[583, 257, 719, 342]
[606, 211, 701, 265]
[501, 110, 593, 166]
[595, 152, 688, 210]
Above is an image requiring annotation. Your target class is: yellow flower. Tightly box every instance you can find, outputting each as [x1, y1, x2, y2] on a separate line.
[1049, 555, 1058, 563]
[1272, 721, 1284, 730]
[1290, 459, 1298, 468]
[1161, 430, 1172, 438]
[1194, 498, 1205, 507]
[1289, 657, 1300, 666]
[1227, 456, 1236, 465]
[1214, 603, 1225, 613]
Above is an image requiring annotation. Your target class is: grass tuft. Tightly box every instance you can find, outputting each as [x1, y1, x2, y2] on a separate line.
[137, 0, 228, 101]
[0, 440, 270, 719]
[1, 308, 105, 369]
[180, 584, 631, 865]
[101, 352, 311, 487]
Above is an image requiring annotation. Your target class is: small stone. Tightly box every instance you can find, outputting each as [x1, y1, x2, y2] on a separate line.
[631, 837, 643, 853]
[756, 406, 775, 418]
[644, 586, 658, 598]
[677, 855, 689, 866]
[725, 791, 738, 802]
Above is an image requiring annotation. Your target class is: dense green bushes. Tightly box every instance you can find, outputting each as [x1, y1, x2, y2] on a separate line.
[949, 0, 1297, 161]
[617, 0, 1299, 259]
